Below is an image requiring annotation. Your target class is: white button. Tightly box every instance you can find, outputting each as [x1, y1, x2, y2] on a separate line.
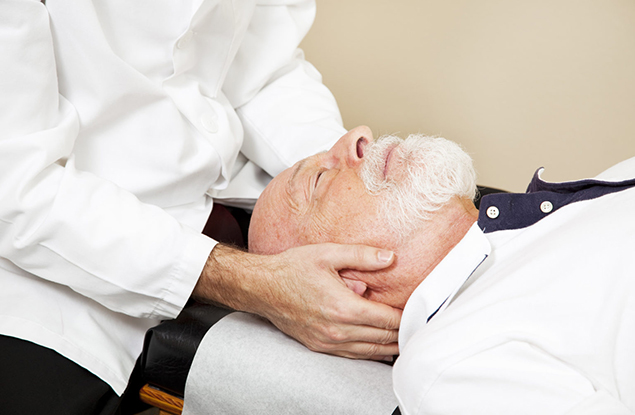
[540, 201, 553, 213]
[177, 30, 194, 49]
[486, 206, 499, 219]
[201, 113, 218, 133]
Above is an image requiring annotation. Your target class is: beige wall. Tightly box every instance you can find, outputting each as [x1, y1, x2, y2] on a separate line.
[300, 0, 635, 192]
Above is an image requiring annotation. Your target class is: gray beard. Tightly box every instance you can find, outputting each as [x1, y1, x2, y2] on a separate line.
[359, 134, 476, 239]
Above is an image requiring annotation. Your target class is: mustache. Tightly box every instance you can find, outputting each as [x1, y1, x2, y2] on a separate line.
[358, 133, 476, 239]
[359, 135, 403, 194]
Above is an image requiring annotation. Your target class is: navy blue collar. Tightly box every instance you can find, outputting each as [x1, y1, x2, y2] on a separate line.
[478, 168, 635, 233]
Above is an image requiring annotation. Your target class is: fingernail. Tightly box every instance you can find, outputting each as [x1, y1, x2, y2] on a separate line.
[377, 250, 393, 263]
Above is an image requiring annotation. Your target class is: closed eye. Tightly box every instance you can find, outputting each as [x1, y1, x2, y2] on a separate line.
[314, 170, 325, 190]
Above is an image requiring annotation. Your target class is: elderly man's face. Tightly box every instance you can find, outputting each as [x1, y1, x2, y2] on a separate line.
[248, 126, 427, 309]
[249, 126, 478, 309]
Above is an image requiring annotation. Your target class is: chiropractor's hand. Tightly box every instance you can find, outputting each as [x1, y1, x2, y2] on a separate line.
[193, 243, 401, 359]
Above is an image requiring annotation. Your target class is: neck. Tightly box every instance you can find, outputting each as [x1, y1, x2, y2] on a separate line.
[399, 198, 478, 287]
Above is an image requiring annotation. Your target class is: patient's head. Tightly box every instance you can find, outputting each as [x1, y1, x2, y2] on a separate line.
[248, 126, 479, 308]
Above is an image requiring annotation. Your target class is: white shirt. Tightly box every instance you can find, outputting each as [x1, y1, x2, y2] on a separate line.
[0, 0, 344, 394]
[394, 157, 635, 414]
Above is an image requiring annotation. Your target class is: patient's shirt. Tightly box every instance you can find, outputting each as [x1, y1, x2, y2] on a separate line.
[394, 157, 635, 415]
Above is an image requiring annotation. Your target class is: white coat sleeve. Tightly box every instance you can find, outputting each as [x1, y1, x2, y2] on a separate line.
[222, 0, 347, 179]
[394, 341, 626, 415]
[0, 1, 214, 319]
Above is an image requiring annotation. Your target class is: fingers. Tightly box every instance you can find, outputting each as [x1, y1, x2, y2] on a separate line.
[289, 244, 402, 357]
[296, 319, 399, 358]
[268, 294, 401, 359]
[297, 296, 402, 359]
[269, 315, 400, 359]
[341, 293, 402, 331]
[244, 242, 404, 360]
[325, 325, 399, 350]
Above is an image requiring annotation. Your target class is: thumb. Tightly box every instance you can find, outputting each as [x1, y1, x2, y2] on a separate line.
[320, 243, 394, 272]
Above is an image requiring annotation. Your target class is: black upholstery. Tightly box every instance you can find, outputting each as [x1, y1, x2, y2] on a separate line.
[140, 303, 235, 396]
[138, 185, 508, 399]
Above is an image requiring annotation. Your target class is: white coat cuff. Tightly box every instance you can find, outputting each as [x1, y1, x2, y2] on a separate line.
[155, 229, 218, 319]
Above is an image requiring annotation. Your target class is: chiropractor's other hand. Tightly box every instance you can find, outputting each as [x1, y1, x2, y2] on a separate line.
[193, 243, 401, 360]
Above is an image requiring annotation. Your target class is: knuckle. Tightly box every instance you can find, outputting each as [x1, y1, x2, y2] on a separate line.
[322, 324, 347, 343]
[329, 303, 355, 325]
[380, 329, 397, 344]
[300, 331, 327, 353]
[304, 340, 322, 353]
[365, 343, 381, 357]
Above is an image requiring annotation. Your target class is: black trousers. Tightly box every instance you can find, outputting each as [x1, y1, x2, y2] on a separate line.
[0, 335, 125, 415]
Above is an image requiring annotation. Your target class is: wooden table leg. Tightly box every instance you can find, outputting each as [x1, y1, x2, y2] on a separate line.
[139, 384, 184, 415]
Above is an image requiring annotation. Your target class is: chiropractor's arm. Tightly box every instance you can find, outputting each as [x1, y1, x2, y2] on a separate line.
[195, 244, 400, 359]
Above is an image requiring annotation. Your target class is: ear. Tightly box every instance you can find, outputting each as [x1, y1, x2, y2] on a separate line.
[342, 277, 368, 296]
[339, 270, 368, 296]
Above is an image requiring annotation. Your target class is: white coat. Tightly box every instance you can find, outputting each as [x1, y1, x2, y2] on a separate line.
[0, 0, 345, 394]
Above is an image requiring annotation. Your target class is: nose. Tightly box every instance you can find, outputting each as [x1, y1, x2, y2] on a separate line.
[327, 126, 374, 169]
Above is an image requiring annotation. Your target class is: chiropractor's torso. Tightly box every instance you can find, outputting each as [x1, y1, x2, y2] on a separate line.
[0, 0, 349, 394]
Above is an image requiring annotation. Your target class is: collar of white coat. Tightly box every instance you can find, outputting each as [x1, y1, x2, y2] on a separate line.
[398, 222, 491, 351]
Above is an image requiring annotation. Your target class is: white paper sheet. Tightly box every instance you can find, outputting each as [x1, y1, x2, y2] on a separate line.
[183, 312, 398, 415]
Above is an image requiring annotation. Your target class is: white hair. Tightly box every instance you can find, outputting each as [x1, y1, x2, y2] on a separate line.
[359, 133, 476, 237]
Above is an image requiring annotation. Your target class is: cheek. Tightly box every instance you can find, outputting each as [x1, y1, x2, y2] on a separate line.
[298, 215, 332, 246]
[248, 217, 287, 254]
[315, 193, 380, 239]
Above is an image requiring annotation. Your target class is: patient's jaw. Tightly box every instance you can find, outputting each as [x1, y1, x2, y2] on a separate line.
[248, 126, 478, 309]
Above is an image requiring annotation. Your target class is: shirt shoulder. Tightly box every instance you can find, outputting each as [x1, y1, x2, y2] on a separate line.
[594, 156, 635, 181]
